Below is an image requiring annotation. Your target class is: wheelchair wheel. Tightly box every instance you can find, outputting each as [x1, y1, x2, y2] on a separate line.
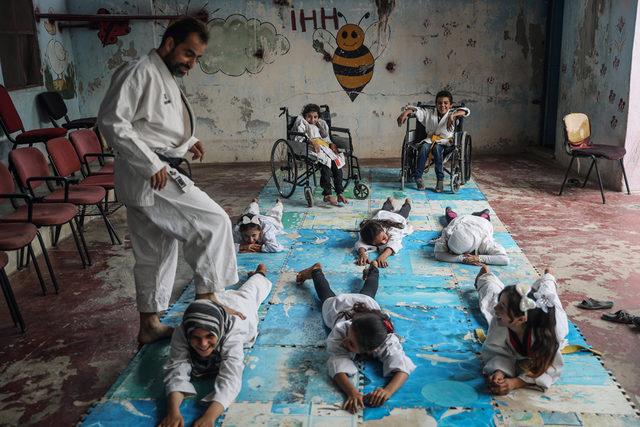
[463, 134, 472, 183]
[304, 186, 314, 207]
[353, 182, 370, 199]
[271, 139, 297, 198]
[451, 167, 461, 193]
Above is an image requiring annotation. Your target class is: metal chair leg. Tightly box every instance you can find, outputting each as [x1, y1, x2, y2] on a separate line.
[559, 155, 576, 196]
[592, 157, 606, 204]
[1, 269, 25, 332]
[53, 225, 62, 246]
[582, 158, 595, 188]
[79, 205, 87, 231]
[0, 270, 18, 325]
[97, 204, 121, 245]
[74, 217, 92, 266]
[68, 220, 88, 268]
[620, 159, 631, 195]
[26, 244, 47, 295]
[36, 231, 59, 293]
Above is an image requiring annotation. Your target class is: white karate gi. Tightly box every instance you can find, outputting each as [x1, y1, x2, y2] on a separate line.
[164, 273, 272, 409]
[322, 294, 416, 378]
[477, 272, 569, 389]
[354, 210, 414, 255]
[434, 215, 509, 265]
[233, 200, 285, 253]
[410, 105, 471, 145]
[292, 115, 345, 169]
[98, 49, 238, 312]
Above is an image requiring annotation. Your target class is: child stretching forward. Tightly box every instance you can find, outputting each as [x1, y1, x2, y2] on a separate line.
[356, 197, 413, 268]
[293, 103, 348, 206]
[434, 207, 509, 265]
[233, 198, 285, 253]
[160, 264, 272, 427]
[296, 262, 416, 412]
[396, 90, 470, 192]
[475, 266, 568, 394]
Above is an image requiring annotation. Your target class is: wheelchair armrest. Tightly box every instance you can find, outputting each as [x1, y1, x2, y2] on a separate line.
[330, 126, 350, 135]
[288, 131, 310, 141]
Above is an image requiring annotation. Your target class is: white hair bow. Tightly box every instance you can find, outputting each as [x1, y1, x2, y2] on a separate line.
[516, 283, 536, 313]
[533, 290, 556, 313]
[241, 215, 260, 225]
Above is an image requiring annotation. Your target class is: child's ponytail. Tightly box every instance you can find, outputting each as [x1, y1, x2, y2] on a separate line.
[338, 302, 393, 353]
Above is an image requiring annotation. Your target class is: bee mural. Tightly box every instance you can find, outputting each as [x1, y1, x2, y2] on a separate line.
[313, 12, 390, 101]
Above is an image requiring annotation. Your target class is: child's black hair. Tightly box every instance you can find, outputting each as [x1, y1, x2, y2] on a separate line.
[338, 302, 393, 352]
[499, 286, 559, 378]
[359, 219, 404, 246]
[435, 90, 453, 103]
[237, 213, 262, 234]
[302, 103, 321, 116]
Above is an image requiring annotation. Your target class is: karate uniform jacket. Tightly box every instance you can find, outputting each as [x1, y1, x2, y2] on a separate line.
[410, 105, 471, 145]
[354, 210, 414, 255]
[434, 215, 509, 265]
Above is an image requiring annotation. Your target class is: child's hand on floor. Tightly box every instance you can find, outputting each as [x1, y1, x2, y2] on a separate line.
[462, 254, 483, 266]
[377, 258, 389, 268]
[364, 387, 391, 407]
[240, 243, 262, 253]
[343, 392, 364, 413]
[158, 411, 184, 427]
[357, 251, 369, 266]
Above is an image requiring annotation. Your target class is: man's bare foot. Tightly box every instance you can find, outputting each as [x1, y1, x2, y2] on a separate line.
[324, 195, 338, 206]
[196, 292, 246, 319]
[138, 313, 174, 345]
[337, 194, 349, 204]
[248, 263, 268, 277]
[296, 262, 322, 284]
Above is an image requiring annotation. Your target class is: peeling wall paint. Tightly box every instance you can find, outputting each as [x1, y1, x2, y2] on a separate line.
[556, 0, 638, 191]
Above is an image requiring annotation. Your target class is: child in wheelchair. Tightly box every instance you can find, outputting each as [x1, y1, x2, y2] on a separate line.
[397, 90, 470, 192]
[293, 104, 349, 206]
[233, 198, 286, 253]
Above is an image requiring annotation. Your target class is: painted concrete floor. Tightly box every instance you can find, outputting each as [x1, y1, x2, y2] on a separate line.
[0, 154, 639, 425]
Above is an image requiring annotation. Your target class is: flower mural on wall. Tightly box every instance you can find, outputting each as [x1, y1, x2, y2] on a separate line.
[199, 15, 290, 76]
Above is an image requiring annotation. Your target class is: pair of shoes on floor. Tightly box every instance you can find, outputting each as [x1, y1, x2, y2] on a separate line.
[577, 298, 613, 310]
[601, 309, 640, 326]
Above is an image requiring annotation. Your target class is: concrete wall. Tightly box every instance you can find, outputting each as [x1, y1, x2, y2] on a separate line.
[555, 0, 638, 191]
[66, 0, 547, 162]
[625, 1, 640, 190]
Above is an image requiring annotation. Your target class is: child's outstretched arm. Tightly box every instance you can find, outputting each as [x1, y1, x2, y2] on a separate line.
[159, 392, 185, 427]
[365, 371, 409, 407]
[376, 247, 394, 268]
[334, 372, 364, 413]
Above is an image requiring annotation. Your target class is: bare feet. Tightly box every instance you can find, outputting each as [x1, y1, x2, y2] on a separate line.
[138, 313, 174, 345]
[296, 262, 322, 284]
[404, 198, 411, 206]
[248, 263, 268, 277]
[337, 194, 349, 204]
[252, 197, 259, 203]
[474, 265, 490, 289]
[324, 195, 338, 206]
[544, 267, 552, 275]
[362, 260, 379, 280]
[196, 292, 247, 320]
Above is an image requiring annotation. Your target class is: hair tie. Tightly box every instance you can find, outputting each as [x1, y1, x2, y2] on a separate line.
[241, 215, 261, 225]
[533, 290, 556, 313]
[382, 319, 394, 333]
[515, 283, 536, 313]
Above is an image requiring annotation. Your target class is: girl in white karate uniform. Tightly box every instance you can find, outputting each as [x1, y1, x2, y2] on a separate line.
[475, 266, 569, 395]
[293, 103, 348, 206]
[233, 198, 285, 253]
[434, 207, 509, 265]
[355, 197, 413, 268]
[296, 261, 416, 413]
[160, 264, 272, 427]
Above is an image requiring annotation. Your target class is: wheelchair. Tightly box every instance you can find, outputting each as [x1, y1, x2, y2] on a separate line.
[399, 102, 472, 193]
[270, 105, 370, 207]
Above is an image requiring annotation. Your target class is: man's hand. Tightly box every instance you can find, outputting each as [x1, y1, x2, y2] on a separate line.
[189, 141, 205, 161]
[364, 387, 391, 407]
[158, 411, 184, 427]
[150, 167, 168, 190]
[240, 243, 262, 253]
[356, 250, 369, 266]
[343, 392, 364, 413]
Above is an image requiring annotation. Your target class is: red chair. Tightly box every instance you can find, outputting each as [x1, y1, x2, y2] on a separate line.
[69, 129, 114, 176]
[10, 147, 120, 251]
[0, 163, 81, 291]
[36, 91, 96, 130]
[559, 113, 631, 204]
[0, 85, 67, 149]
[0, 223, 51, 332]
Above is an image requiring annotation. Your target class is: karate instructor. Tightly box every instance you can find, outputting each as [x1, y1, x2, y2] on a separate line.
[98, 18, 240, 344]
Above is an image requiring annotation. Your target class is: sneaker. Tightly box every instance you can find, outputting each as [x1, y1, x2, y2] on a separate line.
[415, 177, 425, 190]
[435, 180, 444, 193]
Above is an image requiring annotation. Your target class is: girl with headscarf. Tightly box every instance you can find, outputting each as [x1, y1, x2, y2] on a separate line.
[159, 264, 272, 427]
[434, 207, 509, 265]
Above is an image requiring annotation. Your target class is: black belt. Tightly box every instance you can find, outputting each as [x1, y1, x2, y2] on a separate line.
[157, 153, 191, 178]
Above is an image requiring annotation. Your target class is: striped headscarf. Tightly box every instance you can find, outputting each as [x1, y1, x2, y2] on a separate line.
[182, 299, 236, 376]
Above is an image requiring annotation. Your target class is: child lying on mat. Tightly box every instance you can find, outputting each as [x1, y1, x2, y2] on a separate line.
[293, 103, 348, 206]
[233, 198, 285, 253]
[296, 261, 415, 412]
[475, 266, 568, 394]
[159, 264, 271, 427]
[355, 197, 413, 268]
[434, 207, 509, 265]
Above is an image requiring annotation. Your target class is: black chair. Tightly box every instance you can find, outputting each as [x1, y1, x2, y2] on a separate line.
[37, 91, 96, 130]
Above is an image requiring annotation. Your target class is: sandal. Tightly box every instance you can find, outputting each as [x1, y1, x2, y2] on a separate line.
[577, 298, 613, 310]
[601, 310, 635, 324]
[633, 317, 640, 329]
